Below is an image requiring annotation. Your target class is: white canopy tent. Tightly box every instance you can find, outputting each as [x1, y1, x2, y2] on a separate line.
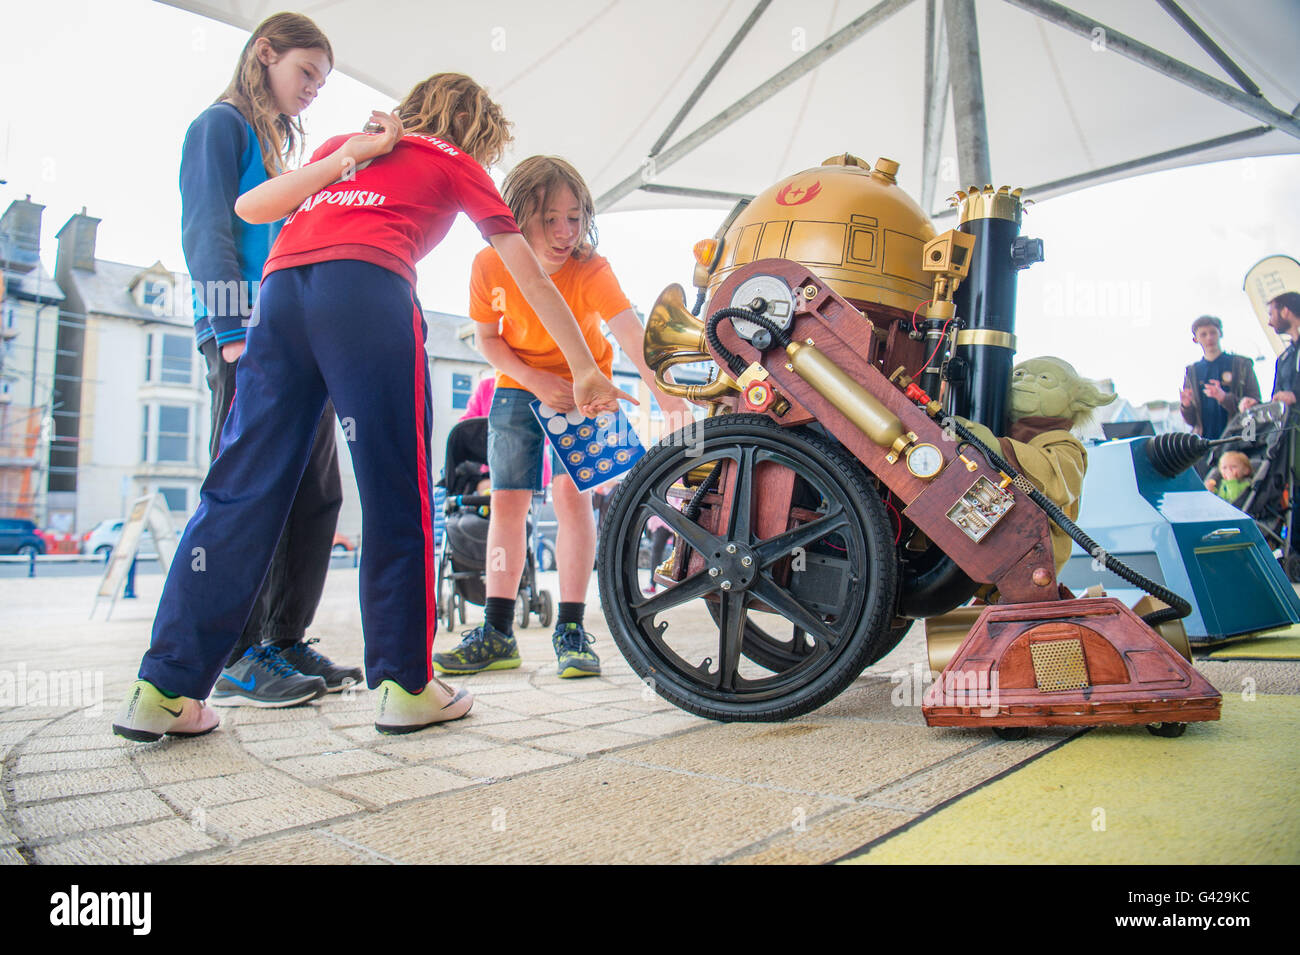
[161, 0, 1299, 216]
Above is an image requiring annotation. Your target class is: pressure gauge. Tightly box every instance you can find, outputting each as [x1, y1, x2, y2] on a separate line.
[906, 443, 944, 480]
[729, 275, 796, 342]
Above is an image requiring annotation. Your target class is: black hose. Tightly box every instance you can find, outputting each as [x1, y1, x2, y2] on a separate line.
[684, 462, 722, 521]
[705, 305, 791, 377]
[691, 287, 707, 317]
[948, 418, 1192, 627]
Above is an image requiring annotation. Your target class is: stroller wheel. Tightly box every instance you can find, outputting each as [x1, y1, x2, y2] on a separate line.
[537, 590, 554, 629]
[516, 596, 531, 630]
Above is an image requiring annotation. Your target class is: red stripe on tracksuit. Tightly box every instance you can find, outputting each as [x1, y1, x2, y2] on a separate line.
[411, 293, 436, 679]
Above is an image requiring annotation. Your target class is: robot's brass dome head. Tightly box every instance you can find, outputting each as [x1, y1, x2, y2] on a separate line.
[708, 154, 936, 315]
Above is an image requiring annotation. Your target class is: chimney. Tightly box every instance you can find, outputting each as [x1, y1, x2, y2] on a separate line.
[0, 194, 45, 273]
[55, 207, 101, 273]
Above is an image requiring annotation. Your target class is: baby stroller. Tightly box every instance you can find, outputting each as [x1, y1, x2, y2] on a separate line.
[435, 416, 554, 632]
[1202, 399, 1299, 579]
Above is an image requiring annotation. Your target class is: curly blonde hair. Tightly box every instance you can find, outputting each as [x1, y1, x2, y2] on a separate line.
[501, 156, 598, 260]
[395, 73, 513, 167]
[217, 12, 333, 177]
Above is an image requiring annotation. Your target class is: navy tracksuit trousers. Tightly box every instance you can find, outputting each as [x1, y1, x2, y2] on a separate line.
[140, 260, 438, 697]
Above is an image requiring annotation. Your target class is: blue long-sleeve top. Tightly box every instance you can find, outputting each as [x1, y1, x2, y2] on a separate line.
[180, 102, 282, 349]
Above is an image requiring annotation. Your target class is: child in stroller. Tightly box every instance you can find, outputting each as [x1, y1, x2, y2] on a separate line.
[1202, 399, 1298, 578]
[436, 416, 554, 634]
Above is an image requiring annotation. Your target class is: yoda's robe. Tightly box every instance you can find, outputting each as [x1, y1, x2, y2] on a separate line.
[957, 416, 1087, 573]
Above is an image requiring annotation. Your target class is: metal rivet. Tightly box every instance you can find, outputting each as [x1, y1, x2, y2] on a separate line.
[726, 544, 737, 554]
[708, 567, 720, 577]
[802, 285, 817, 299]
[721, 580, 732, 590]
[741, 556, 752, 567]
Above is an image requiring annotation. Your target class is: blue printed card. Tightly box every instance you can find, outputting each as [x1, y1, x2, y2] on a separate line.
[530, 401, 646, 492]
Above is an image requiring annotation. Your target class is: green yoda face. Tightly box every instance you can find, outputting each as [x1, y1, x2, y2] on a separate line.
[1008, 357, 1115, 424]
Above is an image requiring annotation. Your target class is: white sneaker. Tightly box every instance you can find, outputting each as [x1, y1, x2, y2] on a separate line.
[112, 680, 220, 742]
[374, 677, 473, 735]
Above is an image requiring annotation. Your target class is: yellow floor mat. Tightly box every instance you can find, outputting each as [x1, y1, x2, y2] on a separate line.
[1206, 627, 1300, 660]
[842, 695, 1300, 864]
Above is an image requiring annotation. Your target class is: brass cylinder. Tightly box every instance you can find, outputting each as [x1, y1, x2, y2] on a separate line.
[784, 340, 903, 449]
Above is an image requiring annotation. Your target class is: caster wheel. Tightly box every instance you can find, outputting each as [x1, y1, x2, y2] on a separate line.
[995, 726, 1029, 741]
[1147, 721, 1186, 738]
[597, 413, 899, 722]
[456, 594, 467, 626]
[537, 590, 554, 630]
[516, 596, 531, 631]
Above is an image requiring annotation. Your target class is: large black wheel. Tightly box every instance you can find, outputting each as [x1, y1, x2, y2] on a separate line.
[598, 413, 899, 721]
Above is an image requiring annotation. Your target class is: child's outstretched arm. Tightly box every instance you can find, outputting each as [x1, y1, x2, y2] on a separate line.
[490, 232, 636, 417]
[235, 111, 403, 224]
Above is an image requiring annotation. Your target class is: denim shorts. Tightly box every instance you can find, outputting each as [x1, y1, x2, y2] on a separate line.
[487, 387, 563, 491]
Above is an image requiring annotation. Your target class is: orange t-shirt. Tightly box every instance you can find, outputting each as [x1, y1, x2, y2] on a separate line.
[469, 247, 631, 392]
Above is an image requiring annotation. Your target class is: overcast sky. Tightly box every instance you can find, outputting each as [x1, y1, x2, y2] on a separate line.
[2, 0, 1298, 406]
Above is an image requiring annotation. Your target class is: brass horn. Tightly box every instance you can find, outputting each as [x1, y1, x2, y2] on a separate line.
[644, 284, 738, 400]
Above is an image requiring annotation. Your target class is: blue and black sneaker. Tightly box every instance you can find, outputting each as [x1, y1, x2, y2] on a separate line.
[280, 638, 362, 692]
[552, 623, 600, 678]
[210, 645, 327, 708]
[432, 623, 520, 675]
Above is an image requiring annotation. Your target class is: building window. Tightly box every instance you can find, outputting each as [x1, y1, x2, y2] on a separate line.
[156, 405, 190, 463]
[156, 486, 188, 512]
[451, 372, 472, 410]
[142, 279, 170, 308]
[161, 334, 191, 384]
[144, 332, 153, 382]
[141, 405, 150, 461]
[3, 303, 15, 330]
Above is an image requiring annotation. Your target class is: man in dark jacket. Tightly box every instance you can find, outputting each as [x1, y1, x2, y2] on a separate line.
[1179, 315, 1261, 440]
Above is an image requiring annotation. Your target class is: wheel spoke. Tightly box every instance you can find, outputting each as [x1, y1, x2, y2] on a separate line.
[753, 505, 849, 568]
[750, 574, 841, 651]
[643, 496, 723, 560]
[724, 445, 757, 544]
[631, 569, 717, 622]
[714, 590, 747, 692]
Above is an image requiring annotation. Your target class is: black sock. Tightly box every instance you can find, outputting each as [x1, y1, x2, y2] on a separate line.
[485, 597, 515, 636]
[558, 602, 585, 628]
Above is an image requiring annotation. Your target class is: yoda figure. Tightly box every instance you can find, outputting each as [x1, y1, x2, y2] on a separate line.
[955, 357, 1116, 571]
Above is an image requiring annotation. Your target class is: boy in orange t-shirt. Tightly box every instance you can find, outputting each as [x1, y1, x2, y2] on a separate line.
[435, 156, 692, 678]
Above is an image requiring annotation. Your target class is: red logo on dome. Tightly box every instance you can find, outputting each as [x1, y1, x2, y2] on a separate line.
[776, 180, 822, 206]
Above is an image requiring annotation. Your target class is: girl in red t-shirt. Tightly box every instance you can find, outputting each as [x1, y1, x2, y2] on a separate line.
[115, 74, 630, 743]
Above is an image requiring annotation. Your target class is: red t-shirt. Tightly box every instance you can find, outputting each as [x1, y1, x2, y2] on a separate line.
[263, 132, 520, 286]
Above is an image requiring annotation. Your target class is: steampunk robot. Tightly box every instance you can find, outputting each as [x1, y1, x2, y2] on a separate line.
[597, 154, 1221, 735]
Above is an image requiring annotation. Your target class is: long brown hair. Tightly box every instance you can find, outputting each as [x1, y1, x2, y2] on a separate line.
[395, 73, 513, 168]
[501, 156, 598, 260]
[218, 12, 333, 176]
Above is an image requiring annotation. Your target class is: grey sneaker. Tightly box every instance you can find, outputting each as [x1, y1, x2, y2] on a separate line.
[210, 646, 327, 707]
[553, 623, 600, 678]
[432, 623, 520, 674]
[279, 638, 362, 692]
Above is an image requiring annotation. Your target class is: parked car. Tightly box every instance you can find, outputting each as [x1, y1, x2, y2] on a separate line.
[0, 518, 47, 557]
[82, 519, 124, 558]
[332, 532, 356, 555]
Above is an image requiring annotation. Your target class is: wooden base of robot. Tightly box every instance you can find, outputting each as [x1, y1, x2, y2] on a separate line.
[921, 597, 1222, 729]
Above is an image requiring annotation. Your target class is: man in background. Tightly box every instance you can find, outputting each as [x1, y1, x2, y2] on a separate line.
[1180, 314, 1260, 440]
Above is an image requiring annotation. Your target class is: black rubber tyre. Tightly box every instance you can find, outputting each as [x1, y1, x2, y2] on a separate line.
[597, 413, 899, 722]
[331, 543, 348, 555]
[516, 595, 530, 630]
[1147, 721, 1187, 738]
[537, 589, 554, 629]
[995, 726, 1029, 741]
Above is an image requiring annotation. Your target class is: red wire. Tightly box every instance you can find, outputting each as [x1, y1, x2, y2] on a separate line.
[910, 299, 932, 334]
[885, 494, 902, 543]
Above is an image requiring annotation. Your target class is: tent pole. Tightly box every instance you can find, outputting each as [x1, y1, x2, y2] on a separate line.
[1154, 0, 1263, 98]
[930, 123, 1278, 217]
[921, 0, 951, 213]
[595, 0, 916, 211]
[1003, 0, 1300, 140]
[648, 0, 774, 159]
[945, 0, 992, 188]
